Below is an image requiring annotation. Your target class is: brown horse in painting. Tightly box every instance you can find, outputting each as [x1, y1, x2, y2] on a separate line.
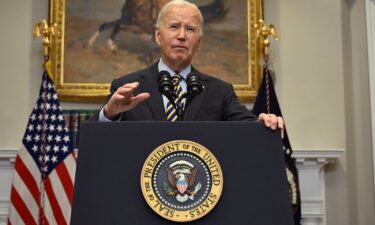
[86, 0, 228, 54]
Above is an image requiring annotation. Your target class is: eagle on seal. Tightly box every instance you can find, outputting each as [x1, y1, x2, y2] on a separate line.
[165, 166, 198, 195]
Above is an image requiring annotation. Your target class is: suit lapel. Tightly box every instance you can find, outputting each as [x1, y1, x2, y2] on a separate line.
[183, 70, 207, 121]
[139, 63, 167, 121]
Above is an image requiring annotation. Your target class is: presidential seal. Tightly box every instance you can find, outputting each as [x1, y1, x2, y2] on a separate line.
[140, 140, 223, 222]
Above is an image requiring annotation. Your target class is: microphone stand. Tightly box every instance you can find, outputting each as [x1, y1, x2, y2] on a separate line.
[174, 93, 187, 121]
[174, 77, 203, 120]
[158, 70, 203, 121]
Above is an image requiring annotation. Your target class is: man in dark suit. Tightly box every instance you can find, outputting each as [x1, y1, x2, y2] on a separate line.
[98, 0, 284, 134]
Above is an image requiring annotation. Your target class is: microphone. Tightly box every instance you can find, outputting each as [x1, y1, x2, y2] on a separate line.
[157, 70, 174, 103]
[186, 72, 203, 106]
[157, 70, 185, 120]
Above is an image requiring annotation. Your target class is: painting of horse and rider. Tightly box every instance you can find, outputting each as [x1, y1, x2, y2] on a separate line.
[64, 0, 256, 88]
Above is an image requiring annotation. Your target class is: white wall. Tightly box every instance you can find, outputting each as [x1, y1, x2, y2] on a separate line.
[264, 0, 346, 149]
[0, 0, 55, 147]
[0, 0, 45, 221]
[263, 1, 374, 225]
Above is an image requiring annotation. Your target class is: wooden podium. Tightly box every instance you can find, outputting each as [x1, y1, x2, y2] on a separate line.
[71, 121, 294, 225]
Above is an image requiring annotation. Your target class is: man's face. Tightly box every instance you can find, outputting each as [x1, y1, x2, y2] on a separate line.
[155, 6, 202, 70]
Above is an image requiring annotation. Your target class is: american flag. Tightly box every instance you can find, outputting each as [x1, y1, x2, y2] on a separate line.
[8, 72, 76, 225]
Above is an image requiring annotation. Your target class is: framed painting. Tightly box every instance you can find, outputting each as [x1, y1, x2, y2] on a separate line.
[49, 0, 263, 102]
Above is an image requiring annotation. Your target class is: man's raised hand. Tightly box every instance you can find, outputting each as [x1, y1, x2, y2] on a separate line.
[103, 82, 150, 120]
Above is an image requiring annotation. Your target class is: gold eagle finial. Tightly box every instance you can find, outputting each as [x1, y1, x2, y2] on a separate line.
[33, 19, 59, 56]
[255, 19, 279, 58]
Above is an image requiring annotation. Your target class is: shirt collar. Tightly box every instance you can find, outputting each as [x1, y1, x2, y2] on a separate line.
[158, 59, 191, 80]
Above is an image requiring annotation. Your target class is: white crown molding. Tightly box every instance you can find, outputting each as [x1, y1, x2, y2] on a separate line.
[0, 148, 18, 165]
[292, 148, 344, 164]
[0, 149, 18, 159]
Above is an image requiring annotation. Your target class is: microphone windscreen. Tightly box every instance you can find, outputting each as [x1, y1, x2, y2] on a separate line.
[157, 70, 171, 82]
[186, 72, 203, 95]
[157, 70, 173, 97]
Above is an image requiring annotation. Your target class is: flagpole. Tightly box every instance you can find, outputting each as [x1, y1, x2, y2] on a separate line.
[32, 19, 58, 225]
[254, 19, 279, 114]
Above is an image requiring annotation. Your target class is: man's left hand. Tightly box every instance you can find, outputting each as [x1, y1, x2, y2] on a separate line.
[258, 113, 284, 138]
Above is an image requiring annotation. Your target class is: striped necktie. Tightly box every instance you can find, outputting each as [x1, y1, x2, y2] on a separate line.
[166, 74, 186, 121]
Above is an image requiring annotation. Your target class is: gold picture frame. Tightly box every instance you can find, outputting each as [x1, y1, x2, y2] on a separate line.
[49, 0, 263, 103]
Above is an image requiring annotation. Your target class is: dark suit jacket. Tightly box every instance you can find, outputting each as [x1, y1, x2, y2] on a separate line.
[98, 62, 256, 121]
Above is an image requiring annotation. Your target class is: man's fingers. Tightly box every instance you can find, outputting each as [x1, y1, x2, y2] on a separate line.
[116, 87, 136, 96]
[258, 113, 267, 123]
[277, 116, 284, 129]
[258, 113, 273, 127]
[132, 93, 150, 105]
[258, 113, 285, 138]
[114, 82, 139, 96]
[270, 114, 277, 129]
[277, 116, 285, 139]
[118, 92, 150, 111]
[122, 82, 139, 89]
